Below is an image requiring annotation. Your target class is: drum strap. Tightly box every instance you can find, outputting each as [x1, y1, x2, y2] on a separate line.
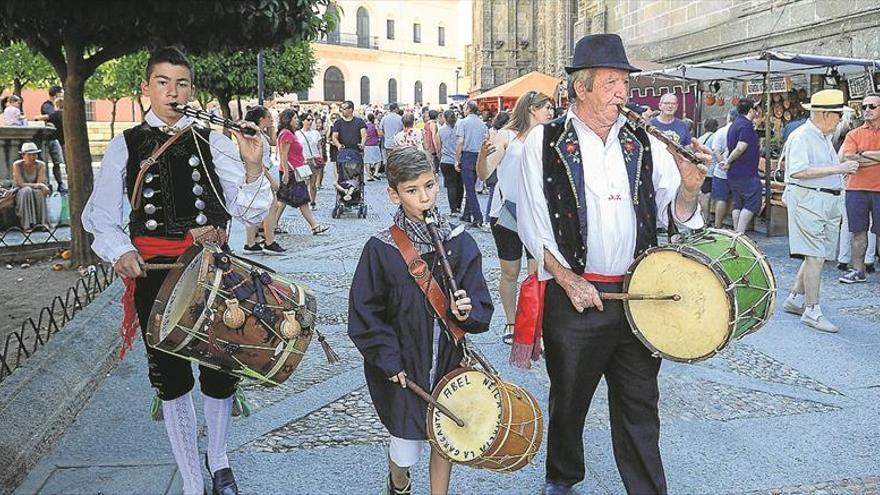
[130, 124, 195, 211]
[389, 225, 465, 343]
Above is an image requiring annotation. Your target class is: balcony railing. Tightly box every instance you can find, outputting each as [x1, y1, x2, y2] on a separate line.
[318, 32, 379, 50]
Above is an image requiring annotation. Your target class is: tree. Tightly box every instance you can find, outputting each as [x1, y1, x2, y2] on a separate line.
[86, 52, 147, 136]
[192, 42, 317, 121]
[0, 42, 57, 101]
[0, 1, 338, 267]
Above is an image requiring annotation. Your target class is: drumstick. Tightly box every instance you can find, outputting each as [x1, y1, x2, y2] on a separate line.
[600, 292, 681, 301]
[142, 262, 185, 271]
[403, 378, 466, 428]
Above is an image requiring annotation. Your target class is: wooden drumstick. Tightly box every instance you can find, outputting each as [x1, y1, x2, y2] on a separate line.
[600, 292, 681, 301]
[403, 378, 466, 428]
[142, 262, 185, 271]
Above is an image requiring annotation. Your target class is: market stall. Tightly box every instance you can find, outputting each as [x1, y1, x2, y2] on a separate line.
[474, 71, 564, 112]
[633, 51, 880, 235]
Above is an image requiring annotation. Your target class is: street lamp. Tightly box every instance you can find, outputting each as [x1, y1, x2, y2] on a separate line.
[455, 66, 462, 94]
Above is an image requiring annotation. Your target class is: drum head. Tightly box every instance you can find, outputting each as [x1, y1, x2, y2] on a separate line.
[430, 369, 502, 463]
[625, 249, 734, 362]
[146, 246, 206, 346]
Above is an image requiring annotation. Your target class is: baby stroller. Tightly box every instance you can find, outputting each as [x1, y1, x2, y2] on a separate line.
[331, 148, 368, 219]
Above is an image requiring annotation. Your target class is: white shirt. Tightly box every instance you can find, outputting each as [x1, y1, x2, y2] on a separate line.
[518, 109, 704, 280]
[783, 119, 843, 190]
[297, 129, 322, 160]
[489, 135, 525, 219]
[83, 111, 273, 264]
[392, 128, 424, 149]
[711, 123, 732, 179]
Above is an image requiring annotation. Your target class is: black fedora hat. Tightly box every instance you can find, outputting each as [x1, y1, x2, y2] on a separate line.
[564, 33, 641, 74]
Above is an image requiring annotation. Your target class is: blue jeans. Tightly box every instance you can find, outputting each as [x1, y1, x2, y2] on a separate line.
[460, 151, 482, 223]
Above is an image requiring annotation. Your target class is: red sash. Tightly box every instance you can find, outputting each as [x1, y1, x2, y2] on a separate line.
[118, 234, 193, 359]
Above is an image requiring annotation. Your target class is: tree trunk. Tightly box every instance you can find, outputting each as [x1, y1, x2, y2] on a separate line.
[110, 99, 118, 138]
[136, 96, 146, 121]
[63, 69, 99, 267]
[236, 96, 243, 120]
[218, 95, 233, 138]
[13, 78, 23, 97]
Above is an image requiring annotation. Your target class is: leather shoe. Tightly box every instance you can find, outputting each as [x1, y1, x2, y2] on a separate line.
[543, 481, 574, 495]
[205, 455, 239, 495]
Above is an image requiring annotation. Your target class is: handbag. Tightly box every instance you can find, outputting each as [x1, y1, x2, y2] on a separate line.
[299, 130, 325, 169]
[277, 176, 311, 207]
[293, 163, 313, 182]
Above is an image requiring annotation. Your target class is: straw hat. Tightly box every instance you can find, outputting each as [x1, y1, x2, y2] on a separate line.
[801, 89, 852, 112]
[19, 142, 41, 154]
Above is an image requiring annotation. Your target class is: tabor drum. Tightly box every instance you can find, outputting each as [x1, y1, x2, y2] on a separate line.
[427, 368, 543, 472]
[623, 228, 776, 363]
[146, 244, 316, 385]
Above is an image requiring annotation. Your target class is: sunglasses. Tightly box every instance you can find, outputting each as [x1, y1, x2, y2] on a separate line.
[864, 104, 879, 110]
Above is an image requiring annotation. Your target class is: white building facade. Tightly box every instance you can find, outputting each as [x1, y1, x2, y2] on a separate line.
[299, 1, 468, 107]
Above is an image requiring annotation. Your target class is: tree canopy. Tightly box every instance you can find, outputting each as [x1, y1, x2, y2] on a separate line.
[0, 42, 57, 97]
[0, 0, 337, 267]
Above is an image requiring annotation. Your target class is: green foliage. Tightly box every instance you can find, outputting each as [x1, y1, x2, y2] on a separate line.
[0, 42, 57, 94]
[192, 42, 317, 109]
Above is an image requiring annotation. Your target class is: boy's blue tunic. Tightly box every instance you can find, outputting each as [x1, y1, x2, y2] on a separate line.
[348, 228, 493, 440]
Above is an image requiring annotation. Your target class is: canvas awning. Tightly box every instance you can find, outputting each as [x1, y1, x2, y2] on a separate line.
[475, 71, 564, 102]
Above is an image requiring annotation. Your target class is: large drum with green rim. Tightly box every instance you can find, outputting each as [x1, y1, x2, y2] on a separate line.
[623, 228, 776, 363]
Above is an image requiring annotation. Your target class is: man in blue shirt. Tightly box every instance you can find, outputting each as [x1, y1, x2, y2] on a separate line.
[650, 93, 692, 146]
[379, 102, 403, 150]
[455, 100, 488, 226]
[720, 98, 762, 233]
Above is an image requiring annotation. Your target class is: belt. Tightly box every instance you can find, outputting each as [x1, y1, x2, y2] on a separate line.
[582, 273, 625, 283]
[789, 183, 841, 196]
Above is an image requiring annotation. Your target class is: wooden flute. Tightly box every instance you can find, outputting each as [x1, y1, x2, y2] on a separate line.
[617, 103, 708, 172]
[170, 102, 258, 136]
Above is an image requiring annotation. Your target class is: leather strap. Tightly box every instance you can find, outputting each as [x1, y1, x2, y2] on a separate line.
[130, 124, 195, 210]
[389, 225, 465, 343]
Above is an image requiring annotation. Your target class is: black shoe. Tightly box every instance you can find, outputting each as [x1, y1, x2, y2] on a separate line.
[206, 455, 239, 495]
[262, 241, 286, 255]
[867, 263, 876, 273]
[837, 262, 849, 271]
[542, 481, 573, 495]
[243, 243, 263, 253]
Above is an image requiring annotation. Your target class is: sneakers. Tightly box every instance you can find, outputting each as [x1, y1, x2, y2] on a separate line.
[782, 296, 805, 316]
[839, 269, 867, 284]
[243, 243, 263, 253]
[262, 241, 286, 255]
[801, 310, 839, 333]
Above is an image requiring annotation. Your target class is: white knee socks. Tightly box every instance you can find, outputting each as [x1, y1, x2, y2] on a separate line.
[203, 395, 233, 474]
[162, 392, 204, 495]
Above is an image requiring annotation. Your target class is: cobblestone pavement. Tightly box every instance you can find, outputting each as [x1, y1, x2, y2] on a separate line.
[14, 176, 880, 495]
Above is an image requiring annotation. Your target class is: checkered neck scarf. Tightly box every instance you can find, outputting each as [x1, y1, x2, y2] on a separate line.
[393, 207, 451, 255]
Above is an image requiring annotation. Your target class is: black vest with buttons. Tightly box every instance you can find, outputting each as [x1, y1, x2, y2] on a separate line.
[540, 115, 659, 275]
[124, 123, 229, 239]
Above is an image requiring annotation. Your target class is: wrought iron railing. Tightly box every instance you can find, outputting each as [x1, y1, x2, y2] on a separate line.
[317, 32, 379, 50]
[0, 263, 116, 382]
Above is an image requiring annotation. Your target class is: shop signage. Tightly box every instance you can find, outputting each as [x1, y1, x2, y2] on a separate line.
[744, 77, 791, 95]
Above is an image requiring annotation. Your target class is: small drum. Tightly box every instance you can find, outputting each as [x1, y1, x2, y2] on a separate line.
[147, 244, 316, 386]
[623, 228, 776, 363]
[427, 368, 543, 472]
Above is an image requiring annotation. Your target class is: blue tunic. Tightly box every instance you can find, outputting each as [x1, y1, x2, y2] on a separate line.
[348, 229, 493, 440]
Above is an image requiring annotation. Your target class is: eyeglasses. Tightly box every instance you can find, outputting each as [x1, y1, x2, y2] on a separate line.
[864, 104, 879, 110]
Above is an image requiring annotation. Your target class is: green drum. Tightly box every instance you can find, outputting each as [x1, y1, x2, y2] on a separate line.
[623, 228, 776, 363]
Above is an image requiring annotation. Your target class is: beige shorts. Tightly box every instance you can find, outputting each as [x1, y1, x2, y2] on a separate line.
[785, 186, 842, 259]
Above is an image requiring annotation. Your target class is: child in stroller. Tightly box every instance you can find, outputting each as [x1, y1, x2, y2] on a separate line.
[332, 148, 368, 218]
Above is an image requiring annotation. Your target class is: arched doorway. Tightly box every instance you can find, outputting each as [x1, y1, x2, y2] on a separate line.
[439, 83, 447, 104]
[356, 7, 370, 48]
[360, 76, 370, 105]
[414, 81, 423, 105]
[388, 78, 398, 104]
[324, 66, 345, 102]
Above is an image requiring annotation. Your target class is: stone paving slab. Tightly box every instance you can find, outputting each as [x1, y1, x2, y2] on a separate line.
[10, 177, 880, 494]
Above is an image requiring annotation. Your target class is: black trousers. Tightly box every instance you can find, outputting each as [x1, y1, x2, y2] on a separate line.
[135, 260, 239, 401]
[440, 161, 463, 213]
[543, 280, 667, 494]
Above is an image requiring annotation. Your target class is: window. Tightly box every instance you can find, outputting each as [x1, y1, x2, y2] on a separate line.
[323, 66, 345, 102]
[386, 19, 395, 40]
[85, 100, 97, 121]
[438, 27, 445, 46]
[296, 88, 309, 102]
[414, 81, 423, 105]
[356, 7, 370, 48]
[326, 4, 340, 44]
[360, 76, 370, 105]
[413, 23, 421, 43]
[439, 83, 447, 104]
[388, 78, 398, 104]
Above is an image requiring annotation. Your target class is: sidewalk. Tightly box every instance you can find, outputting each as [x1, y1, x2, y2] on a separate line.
[12, 177, 880, 494]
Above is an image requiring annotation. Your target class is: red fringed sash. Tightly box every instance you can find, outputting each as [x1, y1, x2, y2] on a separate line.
[119, 234, 194, 359]
[509, 272, 624, 369]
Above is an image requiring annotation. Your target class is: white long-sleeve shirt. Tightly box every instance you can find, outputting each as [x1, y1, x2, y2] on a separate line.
[83, 111, 272, 264]
[517, 109, 704, 281]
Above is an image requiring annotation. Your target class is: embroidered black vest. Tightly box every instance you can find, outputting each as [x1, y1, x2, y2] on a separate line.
[124, 124, 230, 239]
[541, 116, 658, 274]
